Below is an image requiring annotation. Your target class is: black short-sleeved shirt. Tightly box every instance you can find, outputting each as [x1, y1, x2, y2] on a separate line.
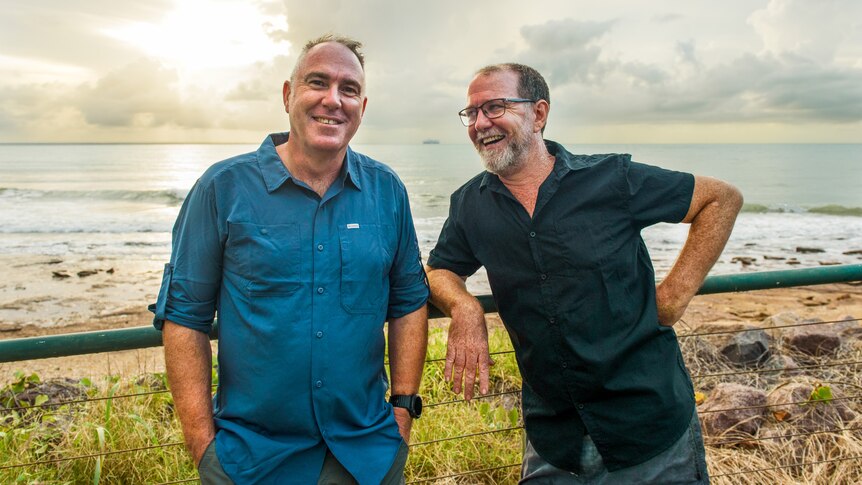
[428, 140, 696, 472]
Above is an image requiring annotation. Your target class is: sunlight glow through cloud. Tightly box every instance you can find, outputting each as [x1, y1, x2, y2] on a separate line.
[102, 0, 290, 71]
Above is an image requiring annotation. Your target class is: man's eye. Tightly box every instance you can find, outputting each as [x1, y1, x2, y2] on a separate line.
[486, 103, 506, 113]
[342, 86, 360, 96]
[308, 79, 326, 87]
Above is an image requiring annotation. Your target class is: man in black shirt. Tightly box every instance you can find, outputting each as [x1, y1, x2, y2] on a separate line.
[426, 63, 742, 483]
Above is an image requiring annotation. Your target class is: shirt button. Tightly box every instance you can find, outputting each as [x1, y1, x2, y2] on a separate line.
[549, 317, 556, 324]
[315, 380, 323, 388]
[316, 331, 323, 338]
[529, 231, 536, 238]
[260, 228, 269, 235]
[317, 244, 324, 251]
[317, 287, 324, 294]
[540, 274, 547, 281]
[561, 362, 568, 368]
[577, 403, 585, 409]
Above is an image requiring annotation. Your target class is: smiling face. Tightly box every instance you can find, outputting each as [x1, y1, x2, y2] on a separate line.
[283, 41, 367, 159]
[466, 70, 537, 176]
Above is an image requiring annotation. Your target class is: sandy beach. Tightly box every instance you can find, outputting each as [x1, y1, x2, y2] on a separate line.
[1, 252, 861, 386]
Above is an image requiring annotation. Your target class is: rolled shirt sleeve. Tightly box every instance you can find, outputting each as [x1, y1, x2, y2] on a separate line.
[427, 184, 483, 277]
[150, 178, 224, 333]
[386, 180, 430, 319]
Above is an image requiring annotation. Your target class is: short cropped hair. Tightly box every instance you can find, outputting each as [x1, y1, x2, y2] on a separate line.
[476, 63, 550, 132]
[290, 34, 365, 83]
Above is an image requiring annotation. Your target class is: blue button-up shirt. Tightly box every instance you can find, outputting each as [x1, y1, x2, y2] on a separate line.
[151, 133, 429, 484]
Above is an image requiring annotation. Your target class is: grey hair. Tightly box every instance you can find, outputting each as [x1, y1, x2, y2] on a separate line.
[290, 34, 365, 83]
[476, 63, 550, 133]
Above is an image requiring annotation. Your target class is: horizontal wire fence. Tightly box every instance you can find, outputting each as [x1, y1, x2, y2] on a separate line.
[2, 305, 862, 482]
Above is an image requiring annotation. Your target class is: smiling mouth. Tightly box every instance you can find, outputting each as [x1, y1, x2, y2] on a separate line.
[480, 135, 504, 146]
[313, 117, 341, 125]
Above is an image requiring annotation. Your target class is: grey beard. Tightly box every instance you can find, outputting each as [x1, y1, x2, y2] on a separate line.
[478, 137, 524, 176]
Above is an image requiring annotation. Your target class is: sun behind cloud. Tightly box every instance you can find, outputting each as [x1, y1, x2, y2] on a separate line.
[102, 0, 291, 72]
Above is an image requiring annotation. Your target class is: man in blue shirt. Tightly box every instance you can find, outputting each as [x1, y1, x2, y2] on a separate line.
[426, 64, 742, 483]
[151, 35, 429, 484]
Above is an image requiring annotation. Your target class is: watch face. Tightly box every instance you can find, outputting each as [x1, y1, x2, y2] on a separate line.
[412, 395, 423, 418]
[391, 394, 422, 418]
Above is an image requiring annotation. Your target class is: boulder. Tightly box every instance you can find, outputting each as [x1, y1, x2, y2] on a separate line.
[761, 312, 802, 341]
[700, 383, 768, 438]
[782, 319, 842, 357]
[767, 381, 856, 432]
[693, 321, 771, 367]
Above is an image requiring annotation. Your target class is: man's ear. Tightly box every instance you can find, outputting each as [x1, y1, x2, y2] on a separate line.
[360, 96, 368, 117]
[533, 100, 549, 134]
[282, 80, 291, 113]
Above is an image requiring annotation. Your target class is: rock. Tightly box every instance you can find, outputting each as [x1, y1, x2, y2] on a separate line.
[761, 354, 800, 376]
[693, 321, 772, 366]
[782, 319, 841, 357]
[767, 381, 856, 432]
[818, 261, 841, 266]
[700, 383, 768, 439]
[744, 243, 757, 247]
[786, 258, 801, 265]
[833, 315, 859, 332]
[731, 256, 757, 266]
[761, 312, 802, 341]
[763, 255, 786, 260]
[77, 270, 99, 278]
[51, 271, 71, 279]
[796, 247, 825, 254]
[843, 249, 862, 256]
[801, 295, 829, 306]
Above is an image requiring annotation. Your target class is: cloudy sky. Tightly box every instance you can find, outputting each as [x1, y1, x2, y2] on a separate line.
[1, 0, 860, 143]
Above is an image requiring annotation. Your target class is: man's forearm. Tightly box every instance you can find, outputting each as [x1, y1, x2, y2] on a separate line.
[388, 306, 429, 396]
[426, 266, 481, 317]
[388, 305, 428, 442]
[426, 266, 491, 399]
[658, 177, 743, 323]
[163, 320, 215, 465]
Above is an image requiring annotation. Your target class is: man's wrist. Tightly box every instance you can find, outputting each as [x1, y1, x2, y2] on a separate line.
[390, 394, 423, 418]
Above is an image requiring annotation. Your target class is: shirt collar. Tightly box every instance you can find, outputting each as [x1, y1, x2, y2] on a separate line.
[257, 132, 362, 193]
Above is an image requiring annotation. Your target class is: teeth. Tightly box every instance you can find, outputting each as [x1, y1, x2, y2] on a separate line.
[314, 117, 339, 125]
[482, 135, 504, 145]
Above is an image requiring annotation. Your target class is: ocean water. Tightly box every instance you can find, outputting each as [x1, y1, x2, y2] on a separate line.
[1, 143, 861, 284]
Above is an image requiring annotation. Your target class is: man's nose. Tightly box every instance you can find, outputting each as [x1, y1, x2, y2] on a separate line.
[321, 86, 342, 109]
[473, 109, 494, 130]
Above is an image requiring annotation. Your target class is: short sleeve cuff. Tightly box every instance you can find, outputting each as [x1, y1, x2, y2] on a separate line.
[426, 251, 480, 277]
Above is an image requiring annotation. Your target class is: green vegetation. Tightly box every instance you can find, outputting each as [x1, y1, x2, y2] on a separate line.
[0, 328, 523, 484]
[3, 325, 862, 484]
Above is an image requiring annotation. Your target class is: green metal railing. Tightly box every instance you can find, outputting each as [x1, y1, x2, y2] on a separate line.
[1, 264, 861, 363]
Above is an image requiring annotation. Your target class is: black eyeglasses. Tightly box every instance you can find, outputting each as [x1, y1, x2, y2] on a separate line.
[458, 98, 536, 126]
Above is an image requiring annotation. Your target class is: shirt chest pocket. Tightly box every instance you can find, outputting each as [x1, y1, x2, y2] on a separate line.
[226, 222, 301, 286]
[338, 223, 394, 314]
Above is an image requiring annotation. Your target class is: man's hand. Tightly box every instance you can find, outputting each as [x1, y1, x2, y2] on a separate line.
[444, 301, 493, 400]
[190, 436, 215, 467]
[393, 407, 413, 443]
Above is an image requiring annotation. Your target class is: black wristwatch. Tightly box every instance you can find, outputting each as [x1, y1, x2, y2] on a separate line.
[389, 394, 423, 419]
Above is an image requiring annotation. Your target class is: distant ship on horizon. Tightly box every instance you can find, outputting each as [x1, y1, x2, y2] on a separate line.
[422, 139, 440, 144]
